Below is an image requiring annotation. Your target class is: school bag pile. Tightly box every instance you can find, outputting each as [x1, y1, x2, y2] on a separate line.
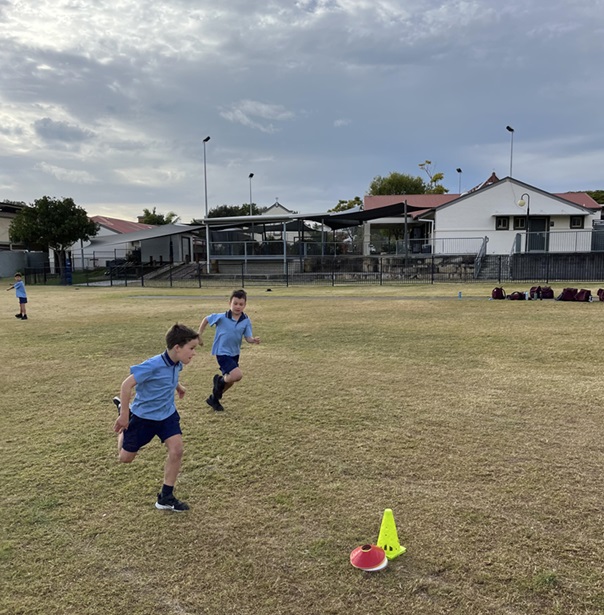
[491, 285, 555, 300]
[556, 288, 592, 301]
[491, 286, 604, 302]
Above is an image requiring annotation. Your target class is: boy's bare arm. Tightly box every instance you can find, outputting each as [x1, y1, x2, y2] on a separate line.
[245, 336, 261, 344]
[114, 374, 136, 433]
[198, 317, 209, 343]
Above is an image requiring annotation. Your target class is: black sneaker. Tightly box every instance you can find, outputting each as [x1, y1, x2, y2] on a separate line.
[213, 374, 225, 400]
[21, 315, 27, 320]
[15, 314, 22, 319]
[206, 394, 224, 412]
[155, 492, 189, 512]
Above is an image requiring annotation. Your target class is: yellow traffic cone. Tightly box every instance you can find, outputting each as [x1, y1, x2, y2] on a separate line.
[376, 508, 406, 560]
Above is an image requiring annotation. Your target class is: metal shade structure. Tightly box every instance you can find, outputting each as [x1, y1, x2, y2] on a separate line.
[87, 224, 204, 246]
[304, 201, 423, 230]
[201, 201, 423, 233]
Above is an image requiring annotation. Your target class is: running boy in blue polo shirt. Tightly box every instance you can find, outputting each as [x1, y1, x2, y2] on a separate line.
[198, 289, 260, 412]
[112, 323, 199, 512]
[6, 272, 28, 320]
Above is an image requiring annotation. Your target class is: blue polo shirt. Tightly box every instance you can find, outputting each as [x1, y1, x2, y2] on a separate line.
[207, 310, 253, 357]
[13, 280, 26, 299]
[130, 351, 183, 420]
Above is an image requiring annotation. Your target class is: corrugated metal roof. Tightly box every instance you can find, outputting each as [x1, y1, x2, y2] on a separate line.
[554, 192, 601, 210]
[364, 194, 457, 211]
[91, 215, 156, 234]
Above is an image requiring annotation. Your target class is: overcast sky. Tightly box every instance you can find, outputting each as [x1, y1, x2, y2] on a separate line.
[1, 0, 603, 222]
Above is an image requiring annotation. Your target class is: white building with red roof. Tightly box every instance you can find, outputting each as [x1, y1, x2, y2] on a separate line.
[58, 216, 157, 270]
[363, 176, 601, 255]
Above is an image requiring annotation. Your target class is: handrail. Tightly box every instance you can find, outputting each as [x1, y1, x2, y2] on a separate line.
[473, 236, 489, 279]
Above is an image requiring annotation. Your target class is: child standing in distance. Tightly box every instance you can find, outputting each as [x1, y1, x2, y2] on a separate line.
[112, 323, 199, 512]
[198, 289, 260, 412]
[6, 272, 28, 320]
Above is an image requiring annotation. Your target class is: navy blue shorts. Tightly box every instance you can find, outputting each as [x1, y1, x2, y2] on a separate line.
[122, 411, 182, 454]
[216, 354, 240, 375]
[19, 298, 27, 304]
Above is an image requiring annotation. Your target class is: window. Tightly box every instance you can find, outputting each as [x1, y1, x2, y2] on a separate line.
[570, 216, 584, 229]
[513, 217, 526, 230]
[495, 217, 509, 230]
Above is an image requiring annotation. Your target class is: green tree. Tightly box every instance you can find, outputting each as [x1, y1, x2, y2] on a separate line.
[418, 160, 449, 194]
[330, 196, 363, 212]
[9, 196, 98, 272]
[139, 207, 180, 225]
[205, 204, 268, 218]
[368, 172, 427, 195]
[329, 197, 364, 248]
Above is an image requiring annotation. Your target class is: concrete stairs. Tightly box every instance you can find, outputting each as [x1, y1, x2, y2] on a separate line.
[475, 255, 510, 280]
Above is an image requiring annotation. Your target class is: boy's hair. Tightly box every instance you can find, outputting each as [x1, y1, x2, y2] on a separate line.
[166, 323, 200, 349]
[14, 272, 22, 278]
[230, 289, 247, 302]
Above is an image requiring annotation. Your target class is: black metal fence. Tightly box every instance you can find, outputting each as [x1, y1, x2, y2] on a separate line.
[22, 251, 604, 288]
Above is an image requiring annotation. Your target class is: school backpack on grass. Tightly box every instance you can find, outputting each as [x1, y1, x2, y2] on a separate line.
[491, 287, 506, 300]
[541, 286, 554, 299]
[575, 289, 592, 302]
[556, 288, 578, 301]
[529, 286, 542, 299]
[508, 291, 526, 300]
[597, 289, 604, 302]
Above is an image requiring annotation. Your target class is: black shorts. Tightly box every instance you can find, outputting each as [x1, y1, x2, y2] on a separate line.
[216, 354, 239, 375]
[19, 298, 27, 304]
[122, 411, 182, 453]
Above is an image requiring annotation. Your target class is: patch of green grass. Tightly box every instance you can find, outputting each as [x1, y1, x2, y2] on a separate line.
[528, 570, 560, 592]
[2, 283, 604, 614]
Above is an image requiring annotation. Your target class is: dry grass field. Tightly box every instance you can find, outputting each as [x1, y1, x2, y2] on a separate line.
[2, 283, 604, 615]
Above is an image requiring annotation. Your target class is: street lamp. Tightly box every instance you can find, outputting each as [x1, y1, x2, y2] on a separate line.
[203, 136, 211, 274]
[456, 168, 462, 194]
[248, 173, 254, 216]
[517, 192, 530, 252]
[506, 126, 514, 177]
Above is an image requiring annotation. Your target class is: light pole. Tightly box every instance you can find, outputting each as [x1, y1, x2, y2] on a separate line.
[506, 125, 514, 177]
[248, 173, 254, 216]
[203, 136, 211, 274]
[456, 168, 462, 194]
[517, 192, 530, 252]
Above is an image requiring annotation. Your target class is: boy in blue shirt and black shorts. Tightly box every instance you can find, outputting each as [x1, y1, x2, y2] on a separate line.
[198, 289, 260, 412]
[112, 323, 199, 511]
[6, 272, 28, 320]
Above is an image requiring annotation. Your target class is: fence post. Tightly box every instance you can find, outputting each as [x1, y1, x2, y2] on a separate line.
[285, 260, 289, 287]
[431, 252, 435, 284]
[140, 264, 144, 287]
[379, 257, 383, 286]
[241, 262, 245, 288]
[498, 256, 502, 283]
[169, 262, 173, 287]
[198, 262, 202, 288]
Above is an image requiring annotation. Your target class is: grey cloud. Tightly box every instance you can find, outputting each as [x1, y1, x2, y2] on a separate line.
[1, 0, 604, 219]
[220, 100, 295, 133]
[33, 118, 95, 142]
[36, 162, 98, 185]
